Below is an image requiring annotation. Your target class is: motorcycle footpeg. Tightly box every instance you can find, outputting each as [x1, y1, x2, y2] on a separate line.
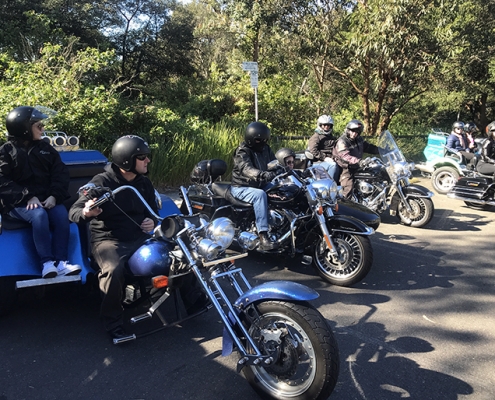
[112, 333, 137, 345]
[301, 255, 312, 265]
[130, 312, 153, 324]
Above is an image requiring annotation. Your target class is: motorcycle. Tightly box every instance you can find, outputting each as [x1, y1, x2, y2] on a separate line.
[180, 160, 377, 287]
[79, 183, 341, 399]
[446, 167, 495, 210]
[349, 130, 435, 228]
[415, 128, 485, 194]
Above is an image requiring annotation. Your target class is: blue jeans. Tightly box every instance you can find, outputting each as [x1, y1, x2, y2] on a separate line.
[9, 204, 70, 264]
[229, 186, 269, 233]
[315, 160, 339, 180]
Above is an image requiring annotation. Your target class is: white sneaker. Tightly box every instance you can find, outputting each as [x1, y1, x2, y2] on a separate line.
[42, 261, 58, 278]
[57, 261, 82, 276]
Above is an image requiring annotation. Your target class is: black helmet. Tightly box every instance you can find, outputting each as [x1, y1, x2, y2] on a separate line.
[486, 121, 495, 137]
[345, 119, 364, 138]
[244, 121, 270, 151]
[464, 122, 478, 134]
[111, 135, 150, 172]
[6, 106, 48, 140]
[275, 148, 296, 166]
[452, 121, 465, 130]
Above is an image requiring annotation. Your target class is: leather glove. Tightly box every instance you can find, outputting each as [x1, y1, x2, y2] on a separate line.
[261, 171, 277, 182]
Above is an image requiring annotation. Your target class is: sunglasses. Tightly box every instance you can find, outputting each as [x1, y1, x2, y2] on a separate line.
[34, 123, 45, 130]
[321, 124, 332, 127]
[135, 154, 150, 161]
[286, 160, 295, 165]
[350, 128, 362, 133]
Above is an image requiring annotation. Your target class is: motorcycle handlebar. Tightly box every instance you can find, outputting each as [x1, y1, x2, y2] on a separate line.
[85, 185, 164, 222]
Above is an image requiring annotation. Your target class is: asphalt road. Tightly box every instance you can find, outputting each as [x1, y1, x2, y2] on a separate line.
[1, 177, 494, 400]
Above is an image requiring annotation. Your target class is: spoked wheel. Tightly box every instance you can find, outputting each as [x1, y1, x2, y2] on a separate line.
[242, 301, 339, 400]
[431, 167, 459, 194]
[313, 232, 373, 286]
[397, 197, 434, 227]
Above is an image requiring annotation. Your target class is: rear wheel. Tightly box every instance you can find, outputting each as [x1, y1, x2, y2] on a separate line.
[431, 167, 459, 194]
[0, 277, 18, 316]
[242, 301, 339, 400]
[464, 201, 491, 210]
[313, 232, 373, 286]
[397, 197, 434, 227]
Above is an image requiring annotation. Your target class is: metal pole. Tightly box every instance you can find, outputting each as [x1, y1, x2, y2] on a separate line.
[254, 87, 258, 121]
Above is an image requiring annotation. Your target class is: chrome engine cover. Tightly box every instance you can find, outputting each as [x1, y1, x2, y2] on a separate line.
[357, 181, 375, 195]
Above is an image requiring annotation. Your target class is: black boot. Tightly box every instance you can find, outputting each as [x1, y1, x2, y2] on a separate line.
[259, 232, 279, 251]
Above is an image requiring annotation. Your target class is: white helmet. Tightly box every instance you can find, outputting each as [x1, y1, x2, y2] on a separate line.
[317, 115, 334, 134]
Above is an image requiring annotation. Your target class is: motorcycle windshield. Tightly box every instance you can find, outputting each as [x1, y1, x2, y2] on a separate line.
[377, 130, 411, 181]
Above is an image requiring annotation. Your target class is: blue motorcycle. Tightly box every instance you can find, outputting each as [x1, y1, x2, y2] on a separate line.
[0, 146, 340, 399]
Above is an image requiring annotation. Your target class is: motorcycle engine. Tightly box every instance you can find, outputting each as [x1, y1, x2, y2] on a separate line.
[357, 181, 375, 196]
[269, 210, 285, 228]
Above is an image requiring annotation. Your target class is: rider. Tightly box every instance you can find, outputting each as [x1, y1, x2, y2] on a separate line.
[230, 121, 279, 251]
[332, 119, 380, 198]
[69, 135, 205, 341]
[0, 106, 81, 278]
[464, 122, 479, 153]
[446, 121, 475, 166]
[476, 122, 495, 177]
[275, 147, 296, 170]
[307, 115, 338, 179]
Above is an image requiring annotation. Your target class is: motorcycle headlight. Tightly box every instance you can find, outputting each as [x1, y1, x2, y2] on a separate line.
[206, 217, 235, 250]
[309, 179, 338, 203]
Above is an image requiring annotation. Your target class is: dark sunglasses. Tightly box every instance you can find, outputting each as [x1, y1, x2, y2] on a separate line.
[135, 154, 150, 161]
[350, 128, 362, 133]
[34, 122, 45, 129]
[286, 160, 295, 165]
[321, 124, 333, 127]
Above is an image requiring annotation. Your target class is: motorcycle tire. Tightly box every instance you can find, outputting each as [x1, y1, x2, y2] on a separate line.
[464, 201, 491, 210]
[431, 167, 460, 194]
[313, 232, 373, 286]
[397, 197, 434, 227]
[242, 300, 339, 400]
[0, 276, 18, 317]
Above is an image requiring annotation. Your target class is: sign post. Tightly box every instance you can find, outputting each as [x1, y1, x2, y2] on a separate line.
[242, 62, 259, 121]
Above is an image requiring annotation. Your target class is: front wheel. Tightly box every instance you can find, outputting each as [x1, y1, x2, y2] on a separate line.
[431, 166, 460, 194]
[313, 232, 373, 286]
[242, 301, 339, 400]
[397, 197, 434, 227]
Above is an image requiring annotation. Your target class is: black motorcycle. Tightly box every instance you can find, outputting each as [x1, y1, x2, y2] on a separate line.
[350, 130, 435, 228]
[447, 168, 495, 209]
[180, 160, 379, 287]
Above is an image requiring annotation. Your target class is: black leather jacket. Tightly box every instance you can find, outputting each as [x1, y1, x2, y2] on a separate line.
[333, 134, 379, 169]
[481, 138, 495, 164]
[0, 139, 69, 213]
[231, 142, 276, 188]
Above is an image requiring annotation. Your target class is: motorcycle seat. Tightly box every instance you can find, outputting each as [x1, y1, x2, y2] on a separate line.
[211, 183, 253, 207]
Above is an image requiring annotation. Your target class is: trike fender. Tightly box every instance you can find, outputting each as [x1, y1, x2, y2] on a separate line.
[0, 194, 180, 281]
[0, 222, 93, 283]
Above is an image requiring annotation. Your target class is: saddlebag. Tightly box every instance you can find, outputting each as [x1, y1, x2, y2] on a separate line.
[449, 177, 493, 200]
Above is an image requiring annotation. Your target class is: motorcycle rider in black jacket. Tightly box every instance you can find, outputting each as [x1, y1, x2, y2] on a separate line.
[69, 135, 205, 341]
[477, 121, 495, 177]
[231, 122, 279, 250]
[0, 106, 81, 278]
